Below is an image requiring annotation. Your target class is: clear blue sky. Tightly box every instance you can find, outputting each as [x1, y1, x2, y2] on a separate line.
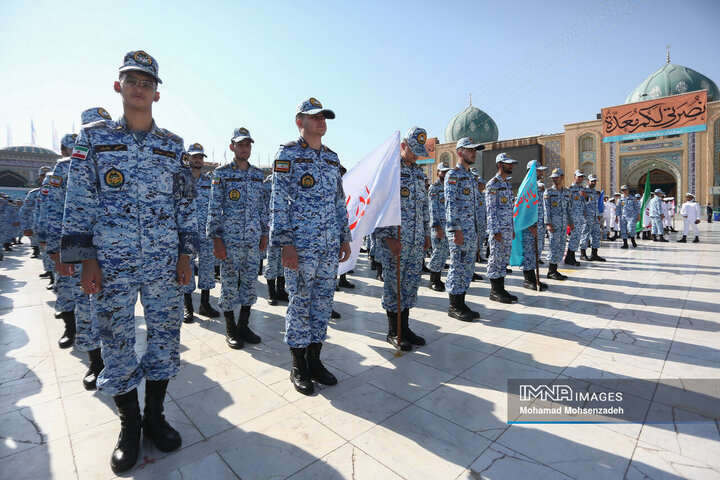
[1, 0, 718, 168]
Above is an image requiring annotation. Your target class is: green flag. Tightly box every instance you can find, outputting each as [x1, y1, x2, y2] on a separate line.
[636, 170, 651, 233]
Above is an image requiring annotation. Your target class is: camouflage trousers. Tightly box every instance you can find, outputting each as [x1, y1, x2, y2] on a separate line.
[487, 229, 513, 279]
[379, 242, 424, 311]
[182, 237, 215, 293]
[95, 262, 181, 396]
[619, 216, 636, 239]
[650, 217, 663, 235]
[546, 222, 567, 264]
[264, 246, 283, 280]
[446, 232, 477, 294]
[427, 230, 449, 272]
[567, 215, 584, 251]
[284, 248, 338, 348]
[521, 228, 539, 271]
[218, 242, 261, 311]
[65, 264, 100, 351]
[581, 218, 601, 249]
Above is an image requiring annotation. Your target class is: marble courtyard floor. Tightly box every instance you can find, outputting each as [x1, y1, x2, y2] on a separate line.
[1, 224, 719, 480]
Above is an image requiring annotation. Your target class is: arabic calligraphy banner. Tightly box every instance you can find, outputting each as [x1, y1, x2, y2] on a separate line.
[602, 90, 707, 143]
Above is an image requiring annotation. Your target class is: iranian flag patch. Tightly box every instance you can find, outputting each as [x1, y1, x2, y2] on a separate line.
[71, 146, 89, 160]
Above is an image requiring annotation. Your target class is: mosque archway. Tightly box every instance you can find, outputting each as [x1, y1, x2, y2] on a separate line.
[638, 169, 676, 199]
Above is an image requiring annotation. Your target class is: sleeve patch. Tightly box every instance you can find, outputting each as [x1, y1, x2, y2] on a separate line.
[274, 160, 290, 172]
[447, 178, 457, 185]
[48, 175, 63, 187]
[489, 189, 497, 195]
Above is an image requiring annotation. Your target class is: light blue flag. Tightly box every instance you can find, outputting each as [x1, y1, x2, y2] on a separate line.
[598, 189, 605, 214]
[509, 162, 539, 266]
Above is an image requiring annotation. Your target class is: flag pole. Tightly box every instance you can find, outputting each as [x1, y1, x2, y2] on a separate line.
[534, 230, 541, 291]
[395, 226, 403, 356]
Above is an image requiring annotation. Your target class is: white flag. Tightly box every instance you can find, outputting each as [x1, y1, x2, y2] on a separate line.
[338, 132, 402, 275]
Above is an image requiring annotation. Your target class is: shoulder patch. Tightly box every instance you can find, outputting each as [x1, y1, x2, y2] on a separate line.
[489, 189, 497, 195]
[322, 145, 337, 155]
[161, 129, 183, 144]
[447, 178, 457, 185]
[274, 159, 291, 173]
[71, 146, 89, 161]
[48, 175, 63, 187]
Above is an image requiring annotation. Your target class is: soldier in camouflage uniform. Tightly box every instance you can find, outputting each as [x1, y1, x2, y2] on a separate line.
[537, 181, 547, 263]
[565, 170, 587, 266]
[475, 175, 487, 266]
[445, 138, 484, 320]
[181, 142, 220, 323]
[263, 174, 288, 305]
[544, 168, 572, 280]
[269, 98, 351, 395]
[61, 51, 196, 473]
[427, 162, 450, 291]
[35, 169, 56, 289]
[208, 128, 266, 349]
[48, 110, 110, 388]
[375, 127, 431, 350]
[20, 167, 49, 260]
[485, 153, 518, 303]
[616, 185, 639, 249]
[521, 160, 548, 291]
[579, 174, 606, 261]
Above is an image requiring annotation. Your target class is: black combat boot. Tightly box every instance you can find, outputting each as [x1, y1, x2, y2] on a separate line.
[110, 389, 141, 474]
[375, 263, 383, 281]
[402, 309, 426, 345]
[428, 271, 445, 292]
[652, 234, 658, 242]
[387, 310, 412, 349]
[290, 347, 314, 395]
[677, 235, 687, 243]
[306, 343, 337, 385]
[488, 278, 510, 303]
[460, 293, 480, 319]
[331, 310, 341, 319]
[621, 239, 629, 249]
[693, 236, 700, 243]
[224, 311, 243, 349]
[523, 270, 548, 291]
[83, 348, 104, 390]
[39, 270, 52, 278]
[631, 237, 638, 247]
[214, 265, 221, 281]
[338, 274, 355, 289]
[590, 248, 606, 262]
[183, 293, 194, 324]
[258, 258, 263, 276]
[659, 235, 669, 242]
[370, 256, 377, 270]
[448, 294, 473, 321]
[198, 290, 219, 317]
[46, 271, 55, 290]
[546, 263, 567, 281]
[266, 279, 278, 305]
[276, 276, 289, 302]
[472, 272, 483, 281]
[3, 242, 12, 251]
[580, 249, 590, 261]
[31, 246, 40, 258]
[564, 250, 580, 266]
[58, 311, 76, 348]
[500, 277, 518, 302]
[142, 380, 182, 452]
[237, 306, 261, 344]
[422, 261, 430, 273]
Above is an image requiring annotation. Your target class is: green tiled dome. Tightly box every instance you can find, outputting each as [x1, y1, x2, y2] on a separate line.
[445, 105, 499, 144]
[626, 62, 719, 104]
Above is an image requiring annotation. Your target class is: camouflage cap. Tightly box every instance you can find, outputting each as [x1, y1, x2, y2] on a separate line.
[437, 162, 450, 172]
[495, 152, 518, 164]
[81, 107, 111, 125]
[574, 169, 585, 177]
[38, 166, 51, 176]
[60, 134, 77, 149]
[588, 174, 598, 181]
[231, 127, 254, 143]
[119, 50, 161, 84]
[456, 137, 485, 151]
[296, 97, 335, 119]
[187, 142, 207, 157]
[403, 127, 429, 157]
[550, 168, 564, 178]
[527, 159, 547, 170]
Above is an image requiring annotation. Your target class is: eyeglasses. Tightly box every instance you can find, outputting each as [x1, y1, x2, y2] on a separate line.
[121, 77, 156, 90]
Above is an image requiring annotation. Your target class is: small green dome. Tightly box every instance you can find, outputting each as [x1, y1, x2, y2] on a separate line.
[625, 62, 719, 104]
[444, 105, 499, 144]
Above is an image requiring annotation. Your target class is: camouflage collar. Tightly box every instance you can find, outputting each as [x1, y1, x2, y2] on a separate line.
[116, 115, 162, 137]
